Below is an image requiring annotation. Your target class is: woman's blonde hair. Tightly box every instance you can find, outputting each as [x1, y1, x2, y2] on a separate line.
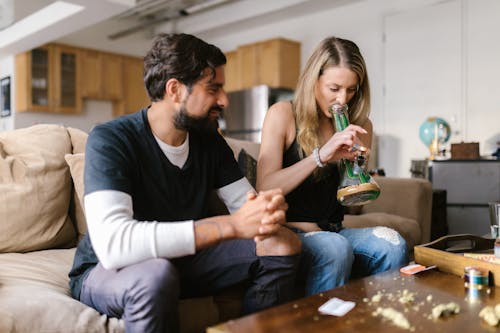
[294, 36, 371, 156]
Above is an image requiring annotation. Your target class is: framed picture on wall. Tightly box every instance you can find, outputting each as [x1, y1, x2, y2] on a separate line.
[1, 76, 11, 117]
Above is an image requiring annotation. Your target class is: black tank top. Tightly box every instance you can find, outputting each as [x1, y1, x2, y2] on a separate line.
[283, 138, 344, 232]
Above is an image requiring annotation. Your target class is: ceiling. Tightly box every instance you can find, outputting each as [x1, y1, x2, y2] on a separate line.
[107, 0, 235, 40]
[0, 0, 257, 56]
[0, 0, 136, 56]
[0, 0, 359, 58]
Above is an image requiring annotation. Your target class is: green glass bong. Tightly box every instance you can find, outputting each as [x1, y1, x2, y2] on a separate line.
[329, 103, 381, 206]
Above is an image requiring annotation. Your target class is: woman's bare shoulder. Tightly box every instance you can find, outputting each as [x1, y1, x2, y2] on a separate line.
[267, 101, 295, 122]
[264, 101, 296, 146]
[361, 117, 373, 131]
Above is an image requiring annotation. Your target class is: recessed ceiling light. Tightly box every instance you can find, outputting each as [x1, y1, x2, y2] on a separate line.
[0, 1, 84, 48]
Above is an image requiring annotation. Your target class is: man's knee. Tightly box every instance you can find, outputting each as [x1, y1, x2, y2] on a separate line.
[124, 259, 180, 332]
[256, 227, 301, 256]
[131, 259, 180, 303]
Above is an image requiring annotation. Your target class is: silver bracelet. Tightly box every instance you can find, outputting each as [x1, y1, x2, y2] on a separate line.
[313, 147, 326, 168]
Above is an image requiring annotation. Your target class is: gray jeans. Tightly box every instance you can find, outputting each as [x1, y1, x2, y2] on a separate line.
[80, 239, 299, 333]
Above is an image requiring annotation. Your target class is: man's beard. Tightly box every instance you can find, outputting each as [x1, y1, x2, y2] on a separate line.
[173, 104, 222, 133]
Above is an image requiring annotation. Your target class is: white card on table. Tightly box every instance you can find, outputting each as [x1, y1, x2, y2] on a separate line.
[318, 297, 355, 316]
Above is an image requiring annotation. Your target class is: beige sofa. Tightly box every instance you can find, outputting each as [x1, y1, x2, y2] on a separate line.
[0, 124, 432, 333]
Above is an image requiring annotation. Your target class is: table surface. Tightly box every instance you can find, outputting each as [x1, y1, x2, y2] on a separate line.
[207, 269, 500, 332]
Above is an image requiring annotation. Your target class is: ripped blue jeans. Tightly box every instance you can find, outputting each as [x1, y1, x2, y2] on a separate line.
[294, 227, 409, 296]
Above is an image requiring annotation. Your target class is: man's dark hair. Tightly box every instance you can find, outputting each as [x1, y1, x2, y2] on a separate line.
[144, 33, 226, 101]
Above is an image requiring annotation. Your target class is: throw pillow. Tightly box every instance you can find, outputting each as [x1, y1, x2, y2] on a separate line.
[237, 149, 257, 188]
[0, 124, 76, 252]
[64, 153, 87, 238]
[67, 127, 88, 154]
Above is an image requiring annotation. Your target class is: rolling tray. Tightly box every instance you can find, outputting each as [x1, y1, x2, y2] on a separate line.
[414, 234, 500, 286]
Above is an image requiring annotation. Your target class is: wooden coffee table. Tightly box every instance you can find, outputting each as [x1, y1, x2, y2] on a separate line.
[207, 269, 500, 332]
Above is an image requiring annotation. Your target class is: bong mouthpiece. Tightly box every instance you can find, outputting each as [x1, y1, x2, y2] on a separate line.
[329, 103, 350, 132]
[329, 103, 349, 116]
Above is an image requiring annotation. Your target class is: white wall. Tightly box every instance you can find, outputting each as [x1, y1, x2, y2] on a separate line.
[15, 99, 114, 133]
[383, 0, 464, 176]
[382, 0, 500, 176]
[466, 0, 500, 156]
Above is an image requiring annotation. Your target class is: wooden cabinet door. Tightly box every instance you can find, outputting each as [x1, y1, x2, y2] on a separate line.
[259, 38, 300, 90]
[119, 56, 149, 116]
[226, 38, 300, 92]
[52, 44, 82, 114]
[102, 53, 123, 100]
[81, 49, 103, 99]
[81, 51, 123, 101]
[224, 50, 241, 92]
[16, 45, 53, 112]
[238, 43, 259, 89]
[16, 44, 151, 116]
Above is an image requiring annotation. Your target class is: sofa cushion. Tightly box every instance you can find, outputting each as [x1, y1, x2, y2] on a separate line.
[0, 124, 76, 252]
[66, 127, 89, 239]
[67, 127, 88, 154]
[343, 212, 421, 249]
[0, 248, 230, 333]
[0, 249, 124, 333]
[65, 153, 87, 238]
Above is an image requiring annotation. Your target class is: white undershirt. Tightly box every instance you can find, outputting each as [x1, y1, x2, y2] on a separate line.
[85, 138, 253, 270]
[153, 133, 189, 168]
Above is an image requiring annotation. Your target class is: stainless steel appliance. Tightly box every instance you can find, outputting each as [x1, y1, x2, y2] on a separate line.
[220, 85, 294, 142]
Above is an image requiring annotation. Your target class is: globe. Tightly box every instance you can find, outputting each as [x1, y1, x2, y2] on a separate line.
[419, 117, 451, 159]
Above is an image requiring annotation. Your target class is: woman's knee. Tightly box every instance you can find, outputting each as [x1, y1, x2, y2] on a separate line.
[302, 231, 354, 268]
[371, 227, 409, 265]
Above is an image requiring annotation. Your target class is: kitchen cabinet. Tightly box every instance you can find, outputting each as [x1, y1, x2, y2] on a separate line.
[112, 56, 150, 117]
[258, 38, 300, 91]
[81, 50, 123, 101]
[16, 43, 149, 117]
[225, 38, 300, 92]
[237, 43, 259, 90]
[223, 50, 240, 93]
[16, 43, 82, 114]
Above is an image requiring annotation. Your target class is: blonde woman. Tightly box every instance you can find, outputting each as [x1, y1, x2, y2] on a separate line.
[257, 36, 408, 295]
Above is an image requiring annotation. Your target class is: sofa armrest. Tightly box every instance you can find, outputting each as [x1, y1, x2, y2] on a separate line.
[224, 137, 260, 160]
[360, 177, 433, 244]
